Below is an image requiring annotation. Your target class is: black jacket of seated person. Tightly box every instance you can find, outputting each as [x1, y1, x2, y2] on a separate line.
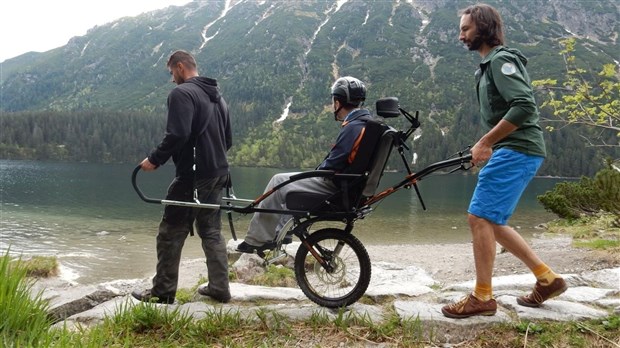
[237, 108, 377, 254]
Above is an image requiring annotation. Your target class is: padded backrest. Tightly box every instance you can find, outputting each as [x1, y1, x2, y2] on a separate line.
[341, 120, 395, 200]
[285, 120, 395, 212]
[361, 127, 396, 197]
[342, 120, 387, 175]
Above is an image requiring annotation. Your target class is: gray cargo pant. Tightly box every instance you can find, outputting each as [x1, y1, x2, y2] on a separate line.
[243, 172, 337, 246]
[151, 174, 229, 298]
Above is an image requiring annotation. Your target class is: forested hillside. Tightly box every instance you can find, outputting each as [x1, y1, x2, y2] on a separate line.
[1, 0, 618, 176]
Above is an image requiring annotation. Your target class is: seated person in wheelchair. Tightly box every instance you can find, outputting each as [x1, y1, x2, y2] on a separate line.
[237, 76, 375, 254]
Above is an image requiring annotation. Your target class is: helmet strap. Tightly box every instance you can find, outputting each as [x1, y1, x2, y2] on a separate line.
[333, 104, 343, 121]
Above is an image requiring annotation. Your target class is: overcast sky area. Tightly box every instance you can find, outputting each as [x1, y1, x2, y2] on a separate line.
[0, 0, 192, 62]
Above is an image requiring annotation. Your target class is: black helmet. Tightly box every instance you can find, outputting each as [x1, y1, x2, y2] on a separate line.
[331, 76, 366, 107]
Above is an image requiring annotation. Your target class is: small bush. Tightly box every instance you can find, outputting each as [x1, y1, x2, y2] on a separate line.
[538, 168, 620, 220]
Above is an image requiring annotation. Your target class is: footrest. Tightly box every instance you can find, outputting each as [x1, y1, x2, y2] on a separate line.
[264, 249, 289, 265]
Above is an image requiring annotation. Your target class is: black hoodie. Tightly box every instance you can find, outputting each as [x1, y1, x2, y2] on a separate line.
[148, 77, 232, 179]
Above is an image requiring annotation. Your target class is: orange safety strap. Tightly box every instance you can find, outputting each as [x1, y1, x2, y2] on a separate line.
[347, 126, 366, 164]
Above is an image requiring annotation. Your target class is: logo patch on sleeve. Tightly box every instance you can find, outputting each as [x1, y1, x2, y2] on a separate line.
[501, 62, 517, 75]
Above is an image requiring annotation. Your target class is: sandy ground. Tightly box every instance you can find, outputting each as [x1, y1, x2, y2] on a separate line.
[364, 234, 620, 285]
[174, 233, 618, 291]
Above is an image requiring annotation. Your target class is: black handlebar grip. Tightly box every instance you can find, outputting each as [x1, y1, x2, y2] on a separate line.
[131, 165, 162, 204]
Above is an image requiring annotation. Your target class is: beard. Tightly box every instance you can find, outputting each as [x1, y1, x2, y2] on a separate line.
[466, 35, 484, 51]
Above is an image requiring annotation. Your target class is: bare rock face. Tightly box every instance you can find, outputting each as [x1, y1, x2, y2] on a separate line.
[47, 288, 120, 323]
[549, 0, 619, 43]
[230, 253, 267, 282]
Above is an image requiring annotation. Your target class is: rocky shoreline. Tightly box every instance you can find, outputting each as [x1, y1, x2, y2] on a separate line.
[31, 238, 620, 344]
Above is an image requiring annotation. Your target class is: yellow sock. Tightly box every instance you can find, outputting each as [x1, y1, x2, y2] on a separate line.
[473, 283, 493, 302]
[532, 263, 560, 285]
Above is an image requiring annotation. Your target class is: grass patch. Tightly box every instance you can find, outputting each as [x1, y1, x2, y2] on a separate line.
[3, 213, 619, 347]
[482, 316, 620, 348]
[174, 275, 209, 304]
[9, 255, 59, 278]
[574, 239, 620, 250]
[1, 250, 54, 347]
[248, 264, 297, 287]
[547, 213, 620, 254]
[2, 257, 619, 348]
[174, 288, 195, 304]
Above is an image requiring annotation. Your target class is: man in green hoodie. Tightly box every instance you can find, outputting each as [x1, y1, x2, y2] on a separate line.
[442, 4, 567, 319]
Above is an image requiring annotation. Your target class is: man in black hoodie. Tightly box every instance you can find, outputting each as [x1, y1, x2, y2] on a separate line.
[132, 50, 233, 304]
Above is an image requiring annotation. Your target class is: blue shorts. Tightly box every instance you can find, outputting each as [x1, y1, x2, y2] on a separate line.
[468, 148, 543, 225]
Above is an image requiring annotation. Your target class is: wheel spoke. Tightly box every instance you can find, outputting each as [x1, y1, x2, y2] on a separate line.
[295, 228, 371, 308]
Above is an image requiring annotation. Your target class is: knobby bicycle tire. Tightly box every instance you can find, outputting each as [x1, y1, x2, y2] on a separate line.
[294, 228, 371, 308]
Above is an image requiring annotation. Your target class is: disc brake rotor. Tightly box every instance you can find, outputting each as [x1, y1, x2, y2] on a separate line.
[313, 256, 346, 285]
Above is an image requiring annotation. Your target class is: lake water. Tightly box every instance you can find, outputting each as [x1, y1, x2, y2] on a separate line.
[0, 160, 563, 284]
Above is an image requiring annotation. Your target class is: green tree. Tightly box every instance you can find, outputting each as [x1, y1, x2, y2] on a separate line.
[533, 38, 619, 148]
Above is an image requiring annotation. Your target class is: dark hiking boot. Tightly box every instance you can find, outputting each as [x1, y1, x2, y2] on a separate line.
[236, 241, 276, 256]
[197, 286, 231, 303]
[131, 288, 175, 304]
[282, 234, 293, 244]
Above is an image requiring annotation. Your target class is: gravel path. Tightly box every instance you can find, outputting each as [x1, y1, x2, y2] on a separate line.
[365, 234, 619, 284]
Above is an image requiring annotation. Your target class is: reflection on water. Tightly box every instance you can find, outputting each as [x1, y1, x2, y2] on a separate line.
[0, 160, 561, 284]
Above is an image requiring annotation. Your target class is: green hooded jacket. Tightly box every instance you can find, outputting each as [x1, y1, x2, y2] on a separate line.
[476, 46, 546, 157]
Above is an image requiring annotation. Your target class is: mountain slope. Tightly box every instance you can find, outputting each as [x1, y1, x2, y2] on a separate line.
[1, 0, 618, 175]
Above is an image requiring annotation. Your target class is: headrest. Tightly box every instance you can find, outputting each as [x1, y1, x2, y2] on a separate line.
[376, 97, 400, 118]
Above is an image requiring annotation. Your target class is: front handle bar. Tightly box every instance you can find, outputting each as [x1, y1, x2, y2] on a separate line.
[131, 165, 163, 204]
[132, 166, 248, 210]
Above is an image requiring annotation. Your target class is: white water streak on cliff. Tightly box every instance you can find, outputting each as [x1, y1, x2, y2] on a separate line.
[200, 0, 236, 49]
[388, 0, 399, 27]
[247, 2, 276, 36]
[305, 0, 349, 56]
[80, 41, 91, 57]
[276, 99, 293, 123]
[277, 0, 349, 123]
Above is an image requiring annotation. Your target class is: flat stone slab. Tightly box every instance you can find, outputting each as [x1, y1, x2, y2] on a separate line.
[40, 258, 618, 343]
[394, 300, 511, 324]
[367, 262, 435, 297]
[58, 296, 134, 330]
[445, 273, 582, 292]
[580, 267, 620, 289]
[238, 302, 386, 324]
[597, 298, 620, 309]
[33, 281, 125, 323]
[197, 282, 307, 301]
[394, 300, 510, 343]
[498, 295, 610, 321]
[559, 286, 619, 303]
[62, 295, 389, 330]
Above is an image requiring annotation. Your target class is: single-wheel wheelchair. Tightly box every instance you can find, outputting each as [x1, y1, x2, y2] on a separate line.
[132, 97, 472, 308]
